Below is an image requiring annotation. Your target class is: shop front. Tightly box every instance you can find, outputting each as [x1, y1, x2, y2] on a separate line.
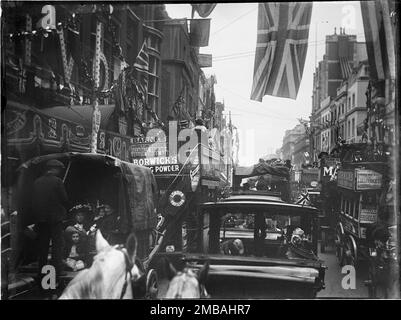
[129, 126, 229, 254]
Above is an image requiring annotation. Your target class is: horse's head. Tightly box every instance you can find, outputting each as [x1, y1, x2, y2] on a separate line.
[165, 260, 209, 299]
[59, 230, 140, 299]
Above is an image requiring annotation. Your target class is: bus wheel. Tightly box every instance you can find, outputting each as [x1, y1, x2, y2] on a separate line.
[335, 226, 344, 265]
[343, 236, 357, 267]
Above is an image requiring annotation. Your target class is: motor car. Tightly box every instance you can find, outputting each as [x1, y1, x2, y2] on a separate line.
[154, 193, 326, 298]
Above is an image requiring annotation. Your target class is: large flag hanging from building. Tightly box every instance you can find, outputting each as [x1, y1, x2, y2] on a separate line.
[361, 0, 396, 80]
[250, 3, 313, 101]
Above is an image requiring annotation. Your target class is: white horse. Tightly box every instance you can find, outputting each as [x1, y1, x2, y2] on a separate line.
[165, 260, 209, 299]
[59, 231, 140, 299]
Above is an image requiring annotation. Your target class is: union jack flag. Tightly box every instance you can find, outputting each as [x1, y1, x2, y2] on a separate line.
[251, 3, 312, 101]
[361, 0, 396, 80]
[133, 41, 149, 95]
[134, 41, 149, 73]
[296, 190, 310, 206]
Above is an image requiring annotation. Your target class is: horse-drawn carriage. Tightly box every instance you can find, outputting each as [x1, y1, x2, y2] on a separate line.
[10, 152, 160, 299]
[153, 192, 326, 298]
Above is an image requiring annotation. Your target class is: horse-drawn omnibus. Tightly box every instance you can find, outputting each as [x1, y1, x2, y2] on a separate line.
[335, 165, 387, 266]
[7, 152, 159, 299]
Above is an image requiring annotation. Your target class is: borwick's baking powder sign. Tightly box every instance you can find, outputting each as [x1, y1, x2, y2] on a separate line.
[132, 156, 181, 174]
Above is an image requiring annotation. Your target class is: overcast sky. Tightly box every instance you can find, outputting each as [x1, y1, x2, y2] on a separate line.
[166, 1, 365, 165]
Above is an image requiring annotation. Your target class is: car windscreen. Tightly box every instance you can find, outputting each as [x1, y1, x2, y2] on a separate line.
[204, 207, 314, 260]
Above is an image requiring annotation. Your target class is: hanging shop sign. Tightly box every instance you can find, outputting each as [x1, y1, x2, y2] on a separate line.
[337, 170, 355, 190]
[360, 206, 378, 224]
[198, 54, 212, 68]
[337, 169, 382, 191]
[130, 136, 167, 158]
[355, 169, 382, 190]
[320, 157, 341, 184]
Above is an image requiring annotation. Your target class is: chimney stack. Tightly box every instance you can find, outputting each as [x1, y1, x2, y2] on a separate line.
[334, 27, 337, 34]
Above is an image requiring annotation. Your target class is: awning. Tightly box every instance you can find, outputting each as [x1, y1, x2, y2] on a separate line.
[40, 104, 116, 129]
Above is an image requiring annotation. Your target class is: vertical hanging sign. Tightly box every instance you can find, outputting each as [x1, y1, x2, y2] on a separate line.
[57, 28, 74, 84]
[91, 21, 103, 153]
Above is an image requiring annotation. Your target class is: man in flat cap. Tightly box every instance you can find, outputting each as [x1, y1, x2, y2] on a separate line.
[32, 159, 69, 282]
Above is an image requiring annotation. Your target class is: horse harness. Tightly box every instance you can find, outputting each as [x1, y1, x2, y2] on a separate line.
[116, 245, 135, 299]
[171, 269, 209, 299]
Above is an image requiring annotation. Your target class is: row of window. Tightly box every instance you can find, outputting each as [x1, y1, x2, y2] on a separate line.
[341, 197, 359, 220]
[340, 117, 356, 140]
[340, 193, 378, 221]
[320, 92, 357, 126]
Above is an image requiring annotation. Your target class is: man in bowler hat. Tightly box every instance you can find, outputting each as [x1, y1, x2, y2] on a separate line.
[32, 159, 69, 281]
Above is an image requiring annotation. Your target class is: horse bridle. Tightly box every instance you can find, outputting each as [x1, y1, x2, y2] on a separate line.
[116, 245, 135, 299]
[171, 269, 209, 299]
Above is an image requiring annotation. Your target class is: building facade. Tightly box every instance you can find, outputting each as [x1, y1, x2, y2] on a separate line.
[310, 28, 367, 159]
[281, 124, 306, 165]
[160, 19, 201, 126]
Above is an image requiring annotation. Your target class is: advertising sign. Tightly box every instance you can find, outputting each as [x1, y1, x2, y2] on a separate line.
[132, 156, 182, 175]
[356, 169, 382, 190]
[360, 207, 377, 223]
[320, 157, 341, 184]
[337, 170, 355, 190]
[130, 136, 167, 158]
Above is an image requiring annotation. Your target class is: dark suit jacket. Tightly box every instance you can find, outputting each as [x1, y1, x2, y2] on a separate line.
[32, 172, 69, 223]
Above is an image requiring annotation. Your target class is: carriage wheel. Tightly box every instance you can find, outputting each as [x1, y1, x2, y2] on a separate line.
[335, 225, 344, 265]
[146, 269, 158, 299]
[342, 236, 357, 267]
